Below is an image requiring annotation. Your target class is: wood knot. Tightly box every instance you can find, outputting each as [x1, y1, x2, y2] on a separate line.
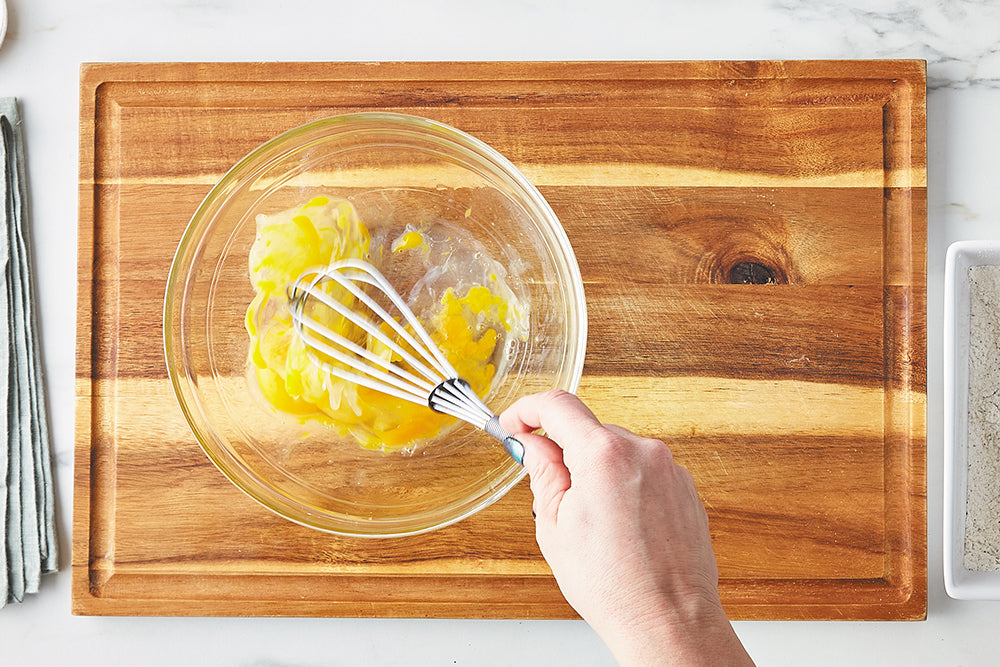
[696, 249, 791, 284]
[728, 261, 780, 285]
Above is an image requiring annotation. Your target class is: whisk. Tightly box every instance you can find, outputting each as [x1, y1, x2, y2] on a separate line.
[286, 258, 525, 465]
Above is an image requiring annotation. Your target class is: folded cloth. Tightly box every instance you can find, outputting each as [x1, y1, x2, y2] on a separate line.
[1, 98, 57, 607]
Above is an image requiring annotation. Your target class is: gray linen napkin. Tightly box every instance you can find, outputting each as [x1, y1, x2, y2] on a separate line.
[1, 98, 57, 607]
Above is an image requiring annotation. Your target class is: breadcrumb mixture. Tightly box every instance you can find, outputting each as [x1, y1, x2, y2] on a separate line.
[965, 265, 1000, 570]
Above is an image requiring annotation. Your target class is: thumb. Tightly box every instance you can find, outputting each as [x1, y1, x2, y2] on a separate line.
[517, 432, 571, 521]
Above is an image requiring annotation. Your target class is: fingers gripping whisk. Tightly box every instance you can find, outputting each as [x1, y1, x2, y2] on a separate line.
[286, 259, 524, 465]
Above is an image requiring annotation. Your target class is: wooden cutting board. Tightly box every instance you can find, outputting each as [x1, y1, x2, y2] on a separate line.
[74, 61, 927, 620]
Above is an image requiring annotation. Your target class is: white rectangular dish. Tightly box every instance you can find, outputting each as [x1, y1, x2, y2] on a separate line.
[944, 240, 1000, 599]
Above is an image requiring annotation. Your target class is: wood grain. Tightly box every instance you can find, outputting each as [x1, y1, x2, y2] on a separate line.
[74, 61, 926, 620]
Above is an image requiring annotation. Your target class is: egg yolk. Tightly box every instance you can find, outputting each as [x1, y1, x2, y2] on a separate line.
[245, 197, 512, 452]
[391, 230, 425, 253]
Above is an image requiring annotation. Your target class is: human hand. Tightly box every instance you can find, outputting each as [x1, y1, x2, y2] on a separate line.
[500, 390, 753, 666]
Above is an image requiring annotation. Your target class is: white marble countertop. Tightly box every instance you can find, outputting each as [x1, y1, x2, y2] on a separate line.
[3, 0, 999, 664]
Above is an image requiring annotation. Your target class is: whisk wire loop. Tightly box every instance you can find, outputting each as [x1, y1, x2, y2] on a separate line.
[338, 262, 460, 379]
[286, 259, 524, 465]
[292, 317, 433, 404]
[293, 266, 445, 387]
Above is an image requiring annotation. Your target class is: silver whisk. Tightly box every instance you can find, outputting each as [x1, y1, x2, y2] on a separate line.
[286, 258, 524, 465]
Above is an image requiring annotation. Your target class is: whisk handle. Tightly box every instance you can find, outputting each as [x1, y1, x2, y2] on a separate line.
[485, 415, 525, 466]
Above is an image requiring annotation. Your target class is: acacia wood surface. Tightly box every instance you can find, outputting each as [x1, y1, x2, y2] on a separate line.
[74, 61, 927, 619]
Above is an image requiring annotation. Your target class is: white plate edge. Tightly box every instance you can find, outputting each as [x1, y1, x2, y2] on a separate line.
[943, 240, 1000, 599]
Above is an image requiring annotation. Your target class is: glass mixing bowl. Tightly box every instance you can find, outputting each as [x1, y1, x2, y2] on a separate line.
[163, 112, 587, 537]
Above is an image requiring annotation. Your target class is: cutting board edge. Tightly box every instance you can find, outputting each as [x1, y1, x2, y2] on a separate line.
[73, 60, 928, 620]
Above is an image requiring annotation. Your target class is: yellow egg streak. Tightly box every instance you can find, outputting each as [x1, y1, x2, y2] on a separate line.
[245, 197, 511, 452]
